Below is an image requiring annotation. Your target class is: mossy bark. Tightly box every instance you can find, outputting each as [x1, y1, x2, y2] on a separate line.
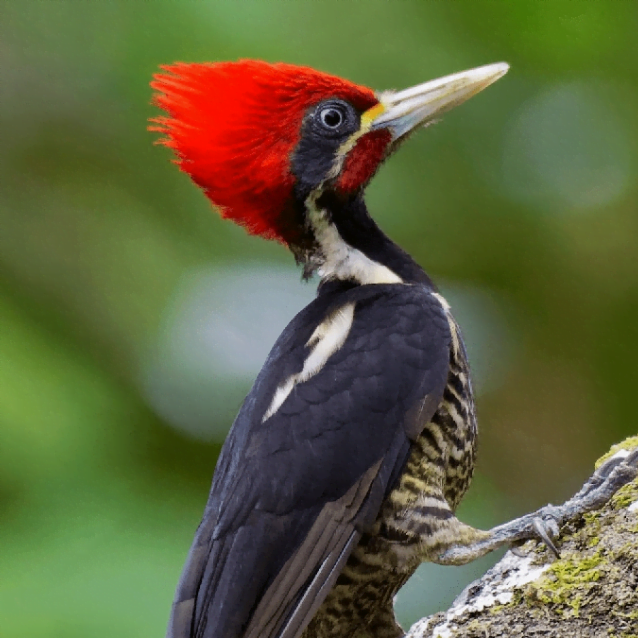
[407, 437, 638, 638]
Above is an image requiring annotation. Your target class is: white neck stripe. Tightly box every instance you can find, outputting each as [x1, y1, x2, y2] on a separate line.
[305, 192, 403, 286]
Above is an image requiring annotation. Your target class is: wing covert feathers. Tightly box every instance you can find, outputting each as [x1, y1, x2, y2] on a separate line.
[166, 284, 451, 638]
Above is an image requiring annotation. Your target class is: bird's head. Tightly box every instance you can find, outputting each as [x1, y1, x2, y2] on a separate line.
[151, 59, 507, 277]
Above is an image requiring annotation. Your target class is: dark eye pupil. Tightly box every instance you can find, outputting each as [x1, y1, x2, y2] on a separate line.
[321, 108, 342, 128]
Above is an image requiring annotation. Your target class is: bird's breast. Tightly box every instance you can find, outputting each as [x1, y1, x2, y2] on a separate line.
[302, 300, 479, 637]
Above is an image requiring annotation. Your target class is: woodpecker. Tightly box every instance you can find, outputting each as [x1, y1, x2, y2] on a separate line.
[150, 60, 638, 638]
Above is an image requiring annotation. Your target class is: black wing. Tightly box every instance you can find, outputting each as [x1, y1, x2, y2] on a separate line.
[166, 283, 451, 638]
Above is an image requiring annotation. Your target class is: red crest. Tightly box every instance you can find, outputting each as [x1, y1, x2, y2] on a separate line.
[150, 60, 378, 242]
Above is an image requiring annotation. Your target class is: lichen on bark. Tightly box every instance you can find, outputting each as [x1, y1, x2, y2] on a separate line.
[407, 437, 638, 638]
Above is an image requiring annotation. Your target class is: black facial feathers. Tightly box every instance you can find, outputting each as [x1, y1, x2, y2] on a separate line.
[291, 98, 361, 197]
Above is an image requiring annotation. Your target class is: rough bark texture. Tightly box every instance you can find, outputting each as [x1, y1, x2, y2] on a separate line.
[406, 437, 638, 638]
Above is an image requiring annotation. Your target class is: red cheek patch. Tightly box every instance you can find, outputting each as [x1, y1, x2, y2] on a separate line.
[337, 130, 392, 193]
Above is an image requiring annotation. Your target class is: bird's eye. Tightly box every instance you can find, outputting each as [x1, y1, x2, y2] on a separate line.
[319, 107, 344, 129]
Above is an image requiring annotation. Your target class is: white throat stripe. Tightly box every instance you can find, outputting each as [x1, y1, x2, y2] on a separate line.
[306, 193, 403, 286]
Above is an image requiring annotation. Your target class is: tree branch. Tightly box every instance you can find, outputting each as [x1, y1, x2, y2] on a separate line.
[407, 437, 638, 638]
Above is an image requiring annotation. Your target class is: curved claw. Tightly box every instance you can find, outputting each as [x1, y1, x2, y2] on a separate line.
[532, 516, 560, 558]
[570, 448, 638, 507]
[595, 448, 638, 479]
[624, 447, 638, 468]
[598, 447, 638, 477]
[433, 446, 637, 568]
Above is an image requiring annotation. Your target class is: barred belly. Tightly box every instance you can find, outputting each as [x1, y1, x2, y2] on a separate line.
[303, 313, 478, 638]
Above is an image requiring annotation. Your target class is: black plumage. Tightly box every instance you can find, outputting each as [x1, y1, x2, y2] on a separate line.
[157, 60, 637, 638]
[167, 284, 451, 638]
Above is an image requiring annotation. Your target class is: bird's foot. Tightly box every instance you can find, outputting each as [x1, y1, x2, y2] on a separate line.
[426, 446, 638, 566]
[499, 447, 638, 557]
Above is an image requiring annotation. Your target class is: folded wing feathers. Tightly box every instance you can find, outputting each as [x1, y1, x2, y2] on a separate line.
[262, 302, 356, 422]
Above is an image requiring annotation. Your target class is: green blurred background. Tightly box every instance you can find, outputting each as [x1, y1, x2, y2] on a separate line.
[2, 1, 638, 636]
